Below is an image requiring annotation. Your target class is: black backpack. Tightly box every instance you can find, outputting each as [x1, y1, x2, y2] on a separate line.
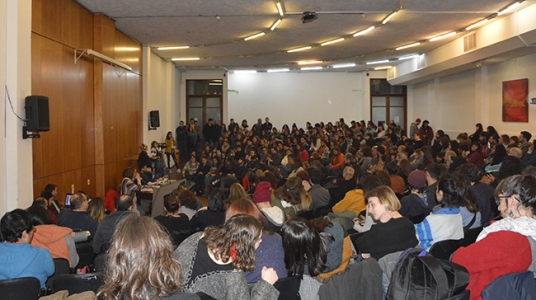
[387, 248, 470, 300]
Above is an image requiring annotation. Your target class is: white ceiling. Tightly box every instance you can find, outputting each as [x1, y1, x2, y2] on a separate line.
[75, 0, 532, 72]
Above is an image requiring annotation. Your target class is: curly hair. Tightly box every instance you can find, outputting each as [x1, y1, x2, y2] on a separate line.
[97, 215, 181, 300]
[178, 190, 197, 210]
[204, 214, 262, 272]
[1, 209, 33, 242]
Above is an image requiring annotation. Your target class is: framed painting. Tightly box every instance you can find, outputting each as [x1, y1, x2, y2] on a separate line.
[502, 78, 528, 122]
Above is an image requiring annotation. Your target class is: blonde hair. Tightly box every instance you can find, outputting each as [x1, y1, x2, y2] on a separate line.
[88, 197, 106, 222]
[366, 186, 401, 212]
[228, 183, 250, 204]
[342, 166, 355, 180]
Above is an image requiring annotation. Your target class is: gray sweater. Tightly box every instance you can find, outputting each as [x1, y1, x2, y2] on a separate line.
[174, 232, 280, 300]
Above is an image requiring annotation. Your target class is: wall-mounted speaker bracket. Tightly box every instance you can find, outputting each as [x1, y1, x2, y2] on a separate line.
[23, 126, 41, 139]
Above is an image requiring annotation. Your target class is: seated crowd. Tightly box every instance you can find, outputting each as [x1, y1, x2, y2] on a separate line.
[1, 117, 536, 300]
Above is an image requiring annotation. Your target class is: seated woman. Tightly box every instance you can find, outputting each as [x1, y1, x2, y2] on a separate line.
[190, 189, 226, 232]
[98, 215, 199, 300]
[174, 214, 279, 300]
[415, 174, 464, 251]
[0, 209, 54, 288]
[225, 197, 287, 283]
[354, 186, 419, 260]
[253, 181, 286, 233]
[154, 195, 191, 247]
[271, 177, 312, 218]
[27, 206, 79, 268]
[452, 175, 536, 300]
[178, 189, 199, 220]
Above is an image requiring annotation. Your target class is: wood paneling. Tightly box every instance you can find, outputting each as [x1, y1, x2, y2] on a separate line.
[32, 0, 143, 201]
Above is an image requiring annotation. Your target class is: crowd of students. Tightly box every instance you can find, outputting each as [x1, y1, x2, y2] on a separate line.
[1, 117, 536, 300]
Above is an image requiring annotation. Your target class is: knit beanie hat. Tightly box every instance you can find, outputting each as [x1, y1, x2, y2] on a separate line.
[253, 181, 272, 203]
[408, 170, 427, 188]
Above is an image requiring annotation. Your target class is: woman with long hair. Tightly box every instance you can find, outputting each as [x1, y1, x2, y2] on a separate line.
[174, 214, 279, 300]
[271, 177, 312, 217]
[88, 197, 106, 222]
[227, 183, 251, 204]
[98, 215, 198, 300]
[165, 131, 177, 169]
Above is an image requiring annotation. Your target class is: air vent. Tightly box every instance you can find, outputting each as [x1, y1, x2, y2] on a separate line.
[464, 33, 476, 52]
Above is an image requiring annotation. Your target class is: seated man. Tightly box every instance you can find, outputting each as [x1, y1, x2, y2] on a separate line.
[0, 209, 55, 288]
[57, 192, 98, 238]
[92, 195, 136, 254]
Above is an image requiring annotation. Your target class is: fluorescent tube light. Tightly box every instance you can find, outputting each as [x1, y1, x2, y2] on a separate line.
[288, 46, 311, 53]
[429, 32, 457, 42]
[276, 1, 284, 16]
[398, 54, 419, 60]
[321, 38, 344, 46]
[267, 68, 290, 73]
[382, 11, 398, 25]
[158, 46, 190, 50]
[209, 83, 222, 86]
[366, 60, 389, 65]
[395, 42, 421, 50]
[332, 63, 356, 68]
[466, 19, 489, 31]
[270, 19, 282, 31]
[498, 1, 522, 16]
[301, 66, 323, 71]
[234, 70, 257, 74]
[298, 61, 322, 65]
[374, 66, 392, 70]
[244, 32, 265, 41]
[353, 26, 375, 37]
[171, 57, 200, 61]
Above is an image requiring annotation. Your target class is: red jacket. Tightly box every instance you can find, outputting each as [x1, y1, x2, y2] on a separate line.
[329, 153, 345, 169]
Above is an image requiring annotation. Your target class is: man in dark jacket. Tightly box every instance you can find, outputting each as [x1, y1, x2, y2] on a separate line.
[92, 195, 135, 253]
[176, 120, 188, 162]
[203, 119, 215, 146]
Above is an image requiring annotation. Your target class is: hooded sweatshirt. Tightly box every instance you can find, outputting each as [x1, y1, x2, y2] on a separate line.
[260, 206, 286, 233]
[31, 225, 78, 267]
[0, 242, 55, 288]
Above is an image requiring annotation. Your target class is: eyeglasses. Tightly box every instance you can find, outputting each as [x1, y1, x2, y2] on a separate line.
[495, 195, 510, 206]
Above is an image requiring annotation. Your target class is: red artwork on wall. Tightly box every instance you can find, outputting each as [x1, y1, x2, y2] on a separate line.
[502, 78, 528, 122]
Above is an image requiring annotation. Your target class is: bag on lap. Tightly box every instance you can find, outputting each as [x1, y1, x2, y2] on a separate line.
[386, 248, 469, 300]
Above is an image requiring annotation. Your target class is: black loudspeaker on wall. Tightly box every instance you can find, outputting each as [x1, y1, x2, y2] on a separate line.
[149, 110, 160, 129]
[25, 96, 50, 132]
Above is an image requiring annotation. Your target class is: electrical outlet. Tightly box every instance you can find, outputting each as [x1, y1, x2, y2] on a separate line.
[71, 184, 74, 194]
[87, 179, 90, 185]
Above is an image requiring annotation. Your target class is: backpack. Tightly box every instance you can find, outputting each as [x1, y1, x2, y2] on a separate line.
[387, 248, 470, 300]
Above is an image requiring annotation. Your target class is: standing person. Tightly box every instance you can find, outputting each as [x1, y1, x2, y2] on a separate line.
[417, 120, 434, 145]
[165, 131, 177, 169]
[203, 119, 215, 146]
[187, 124, 198, 156]
[409, 118, 421, 140]
[176, 120, 189, 163]
[0, 209, 55, 288]
[174, 214, 279, 300]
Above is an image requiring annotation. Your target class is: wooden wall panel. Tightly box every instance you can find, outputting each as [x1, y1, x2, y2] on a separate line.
[78, 9, 94, 49]
[32, 0, 63, 43]
[61, 0, 79, 47]
[61, 45, 82, 171]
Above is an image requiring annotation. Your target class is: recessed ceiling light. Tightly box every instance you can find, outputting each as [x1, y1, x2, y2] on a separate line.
[429, 32, 457, 42]
[395, 42, 421, 51]
[321, 38, 344, 46]
[498, 1, 522, 16]
[244, 32, 265, 41]
[332, 63, 356, 68]
[270, 19, 282, 31]
[298, 61, 322, 65]
[276, 1, 284, 17]
[374, 66, 392, 70]
[158, 46, 190, 50]
[398, 54, 419, 60]
[366, 60, 389, 65]
[288, 46, 312, 53]
[466, 19, 489, 31]
[171, 57, 200, 61]
[301, 66, 323, 71]
[233, 70, 257, 74]
[353, 26, 375, 37]
[382, 11, 398, 25]
[267, 68, 290, 73]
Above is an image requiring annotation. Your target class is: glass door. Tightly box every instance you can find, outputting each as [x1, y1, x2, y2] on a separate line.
[186, 80, 223, 137]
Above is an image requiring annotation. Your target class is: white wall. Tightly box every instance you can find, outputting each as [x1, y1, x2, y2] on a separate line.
[407, 52, 536, 139]
[143, 48, 178, 145]
[228, 72, 366, 129]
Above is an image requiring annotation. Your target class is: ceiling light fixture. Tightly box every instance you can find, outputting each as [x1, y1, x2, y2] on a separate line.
[395, 42, 421, 50]
[398, 54, 419, 60]
[267, 68, 290, 73]
[382, 11, 398, 25]
[321, 38, 344, 46]
[498, 1, 522, 16]
[244, 32, 265, 41]
[298, 60, 322, 65]
[332, 63, 356, 68]
[353, 26, 375, 37]
[171, 57, 200, 61]
[209, 83, 222, 86]
[157, 46, 190, 50]
[234, 70, 257, 74]
[276, 1, 284, 17]
[366, 60, 389, 65]
[301, 66, 323, 71]
[288, 46, 312, 53]
[270, 19, 282, 31]
[429, 32, 457, 42]
[466, 19, 489, 31]
[374, 66, 392, 70]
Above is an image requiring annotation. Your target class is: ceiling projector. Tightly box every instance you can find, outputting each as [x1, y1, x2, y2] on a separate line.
[302, 12, 317, 23]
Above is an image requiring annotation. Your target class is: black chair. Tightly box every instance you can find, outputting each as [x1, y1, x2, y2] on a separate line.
[460, 226, 483, 247]
[49, 273, 104, 295]
[47, 258, 71, 284]
[93, 252, 107, 273]
[0, 277, 41, 300]
[75, 242, 94, 270]
[273, 276, 301, 300]
[429, 239, 462, 260]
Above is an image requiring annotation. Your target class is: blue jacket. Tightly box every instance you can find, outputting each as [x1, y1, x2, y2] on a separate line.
[0, 242, 55, 288]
